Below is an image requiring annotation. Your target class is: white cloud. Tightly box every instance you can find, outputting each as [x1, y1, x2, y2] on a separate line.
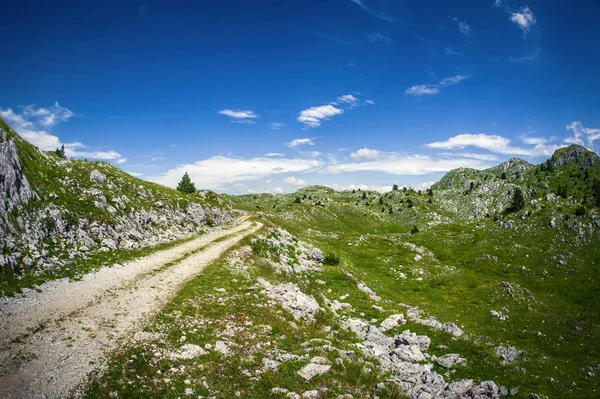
[439, 74, 468, 86]
[321, 154, 492, 175]
[510, 6, 536, 34]
[350, 148, 381, 160]
[151, 156, 168, 161]
[427, 133, 529, 155]
[270, 122, 284, 130]
[440, 152, 500, 161]
[116, 158, 127, 164]
[265, 152, 285, 157]
[406, 74, 469, 96]
[565, 121, 600, 149]
[126, 171, 143, 177]
[22, 101, 74, 127]
[272, 187, 284, 194]
[336, 94, 359, 105]
[150, 156, 322, 189]
[366, 99, 375, 105]
[218, 109, 258, 122]
[349, 0, 395, 22]
[367, 32, 391, 43]
[454, 18, 471, 35]
[493, 0, 504, 7]
[286, 138, 315, 148]
[405, 85, 440, 96]
[0, 103, 125, 162]
[297, 104, 344, 128]
[283, 176, 307, 187]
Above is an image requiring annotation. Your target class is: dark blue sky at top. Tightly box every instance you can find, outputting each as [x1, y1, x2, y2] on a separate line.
[0, 0, 599, 192]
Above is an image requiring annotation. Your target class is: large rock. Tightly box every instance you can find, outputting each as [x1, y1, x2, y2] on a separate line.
[90, 169, 106, 183]
[297, 363, 331, 381]
[259, 278, 320, 321]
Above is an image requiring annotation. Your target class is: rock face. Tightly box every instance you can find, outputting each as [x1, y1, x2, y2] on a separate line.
[552, 145, 600, 167]
[0, 127, 235, 275]
[489, 158, 533, 176]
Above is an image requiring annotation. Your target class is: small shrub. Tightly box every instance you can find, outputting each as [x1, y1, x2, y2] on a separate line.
[411, 225, 419, 234]
[575, 205, 586, 216]
[294, 196, 301, 204]
[323, 253, 340, 265]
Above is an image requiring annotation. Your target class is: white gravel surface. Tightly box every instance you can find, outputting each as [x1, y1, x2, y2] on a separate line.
[0, 219, 261, 399]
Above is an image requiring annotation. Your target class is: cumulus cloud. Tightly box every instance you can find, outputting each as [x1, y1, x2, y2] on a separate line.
[283, 176, 307, 187]
[0, 103, 124, 161]
[286, 138, 315, 148]
[405, 74, 469, 96]
[218, 109, 258, 123]
[510, 6, 536, 34]
[150, 156, 322, 189]
[350, 148, 381, 160]
[297, 104, 344, 128]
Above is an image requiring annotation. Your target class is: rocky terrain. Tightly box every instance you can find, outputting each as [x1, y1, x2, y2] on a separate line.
[0, 118, 235, 295]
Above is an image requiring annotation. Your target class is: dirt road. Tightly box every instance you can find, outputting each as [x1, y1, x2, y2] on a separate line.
[0, 219, 261, 398]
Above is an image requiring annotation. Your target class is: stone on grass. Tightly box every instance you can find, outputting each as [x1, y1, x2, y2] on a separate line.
[297, 363, 331, 381]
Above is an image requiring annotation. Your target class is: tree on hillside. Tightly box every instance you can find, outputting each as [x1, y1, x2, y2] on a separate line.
[593, 179, 600, 207]
[557, 184, 568, 199]
[177, 172, 196, 194]
[507, 188, 525, 213]
[362, 191, 367, 200]
[501, 172, 507, 180]
[392, 184, 399, 191]
[54, 145, 66, 159]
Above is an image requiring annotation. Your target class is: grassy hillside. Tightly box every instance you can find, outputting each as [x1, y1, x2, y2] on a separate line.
[221, 149, 600, 398]
[0, 118, 235, 295]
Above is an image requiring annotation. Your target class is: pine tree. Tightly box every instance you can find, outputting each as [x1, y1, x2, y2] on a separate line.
[176, 172, 196, 193]
[392, 184, 399, 191]
[507, 188, 525, 213]
[54, 145, 66, 159]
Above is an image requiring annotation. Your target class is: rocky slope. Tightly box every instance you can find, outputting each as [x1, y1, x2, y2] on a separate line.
[0, 118, 235, 289]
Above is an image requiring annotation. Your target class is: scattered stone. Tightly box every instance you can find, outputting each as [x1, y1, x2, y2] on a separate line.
[495, 345, 521, 364]
[436, 353, 466, 368]
[90, 169, 106, 183]
[297, 363, 331, 381]
[170, 344, 207, 360]
[379, 314, 406, 331]
[259, 278, 320, 321]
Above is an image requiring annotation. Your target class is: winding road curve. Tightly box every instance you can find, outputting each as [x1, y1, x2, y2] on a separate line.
[0, 219, 261, 399]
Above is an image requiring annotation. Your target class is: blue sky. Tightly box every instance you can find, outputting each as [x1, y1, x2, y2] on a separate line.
[1, 0, 599, 193]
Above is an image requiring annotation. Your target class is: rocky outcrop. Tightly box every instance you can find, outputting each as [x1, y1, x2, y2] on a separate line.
[0, 127, 235, 275]
[552, 145, 599, 167]
[488, 158, 533, 175]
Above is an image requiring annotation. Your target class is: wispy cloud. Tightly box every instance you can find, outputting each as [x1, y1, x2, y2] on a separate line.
[454, 18, 471, 36]
[286, 138, 315, 148]
[265, 152, 285, 157]
[270, 122, 284, 130]
[509, 47, 540, 63]
[218, 109, 258, 123]
[445, 46, 463, 56]
[0, 103, 125, 162]
[405, 74, 469, 96]
[349, 0, 395, 22]
[565, 121, 600, 149]
[367, 32, 391, 43]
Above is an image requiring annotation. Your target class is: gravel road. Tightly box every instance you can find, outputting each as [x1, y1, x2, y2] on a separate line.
[0, 219, 261, 399]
